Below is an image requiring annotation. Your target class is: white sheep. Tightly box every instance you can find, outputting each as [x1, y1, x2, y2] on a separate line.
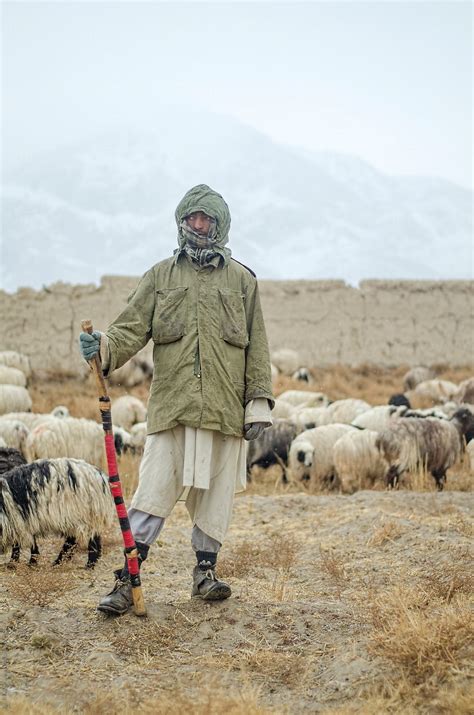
[270, 348, 301, 376]
[322, 398, 371, 425]
[402, 366, 436, 391]
[333, 429, 388, 493]
[466, 440, 474, 472]
[454, 377, 474, 405]
[0, 386, 32, 416]
[111, 395, 147, 431]
[288, 423, 354, 490]
[24, 417, 105, 468]
[0, 420, 30, 456]
[0, 458, 115, 568]
[130, 422, 148, 451]
[272, 399, 296, 420]
[0, 365, 27, 388]
[271, 363, 279, 381]
[108, 353, 153, 388]
[290, 406, 333, 431]
[412, 379, 458, 405]
[0, 351, 32, 378]
[291, 367, 315, 384]
[0, 406, 69, 430]
[351, 405, 408, 431]
[279, 390, 329, 409]
[112, 425, 135, 455]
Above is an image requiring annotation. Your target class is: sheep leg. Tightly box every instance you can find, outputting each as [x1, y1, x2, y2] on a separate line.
[86, 534, 102, 569]
[432, 469, 446, 491]
[29, 538, 40, 566]
[53, 536, 77, 565]
[385, 465, 400, 489]
[9, 542, 21, 564]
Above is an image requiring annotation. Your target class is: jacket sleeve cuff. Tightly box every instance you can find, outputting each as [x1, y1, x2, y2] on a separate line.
[245, 385, 275, 411]
[244, 398, 273, 426]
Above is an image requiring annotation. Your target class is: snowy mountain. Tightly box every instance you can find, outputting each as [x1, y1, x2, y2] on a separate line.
[1, 111, 472, 292]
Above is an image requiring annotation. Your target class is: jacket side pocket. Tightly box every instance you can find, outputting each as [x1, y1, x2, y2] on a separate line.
[152, 287, 188, 344]
[218, 288, 249, 349]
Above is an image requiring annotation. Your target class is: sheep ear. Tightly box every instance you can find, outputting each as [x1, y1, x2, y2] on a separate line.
[297, 450, 306, 463]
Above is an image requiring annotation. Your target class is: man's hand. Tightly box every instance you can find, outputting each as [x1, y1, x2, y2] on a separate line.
[244, 423, 266, 441]
[79, 331, 101, 361]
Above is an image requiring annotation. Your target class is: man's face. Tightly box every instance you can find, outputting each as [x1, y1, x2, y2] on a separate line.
[186, 211, 214, 236]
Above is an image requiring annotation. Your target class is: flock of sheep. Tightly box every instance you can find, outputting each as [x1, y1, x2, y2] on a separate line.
[261, 349, 474, 493]
[0, 347, 472, 568]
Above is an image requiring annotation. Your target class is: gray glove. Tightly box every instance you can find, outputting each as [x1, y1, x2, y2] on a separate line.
[79, 331, 101, 361]
[244, 422, 266, 441]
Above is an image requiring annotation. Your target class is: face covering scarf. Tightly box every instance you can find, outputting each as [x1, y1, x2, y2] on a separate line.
[180, 219, 219, 266]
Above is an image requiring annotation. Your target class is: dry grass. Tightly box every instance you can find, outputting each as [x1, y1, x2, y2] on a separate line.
[318, 546, 348, 586]
[4, 683, 275, 715]
[211, 647, 309, 690]
[273, 363, 473, 406]
[366, 585, 473, 684]
[330, 678, 474, 715]
[420, 561, 473, 602]
[6, 563, 77, 607]
[367, 517, 405, 546]
[219, 533, 299, 578]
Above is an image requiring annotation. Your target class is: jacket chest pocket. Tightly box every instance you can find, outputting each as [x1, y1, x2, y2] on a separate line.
[152, 287, 188, 344]
[218, 288, 249, 349]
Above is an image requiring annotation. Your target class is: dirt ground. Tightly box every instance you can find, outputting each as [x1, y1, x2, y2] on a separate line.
[1, 368, 473, 714]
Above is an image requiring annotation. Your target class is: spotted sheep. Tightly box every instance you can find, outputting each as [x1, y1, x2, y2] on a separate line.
[376, 408, 474, 490]
[0, 457, 115, 568]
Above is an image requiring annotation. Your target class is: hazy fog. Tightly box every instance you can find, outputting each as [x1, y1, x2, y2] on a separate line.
[3, 1, 472, 188]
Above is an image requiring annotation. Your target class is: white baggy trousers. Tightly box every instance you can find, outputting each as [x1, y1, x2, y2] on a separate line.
[127, 399, 271, 553]
[128, 426, 247, 552]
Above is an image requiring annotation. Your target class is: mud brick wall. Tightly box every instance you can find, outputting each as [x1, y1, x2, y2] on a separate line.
[0, 277, 472, 376]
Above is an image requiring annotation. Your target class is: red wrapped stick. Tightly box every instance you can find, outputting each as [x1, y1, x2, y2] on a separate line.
[81, 319, 146, 617]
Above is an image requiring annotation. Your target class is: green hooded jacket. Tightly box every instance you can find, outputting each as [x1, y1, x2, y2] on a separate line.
[105, 184, 274, 438]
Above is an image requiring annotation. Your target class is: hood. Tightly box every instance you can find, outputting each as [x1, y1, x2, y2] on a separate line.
[175, 185, 232, 262]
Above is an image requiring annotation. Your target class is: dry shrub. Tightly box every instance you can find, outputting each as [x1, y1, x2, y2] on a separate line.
[219, 533, 299, 578]
[367, 586, 473, 683]
[330, 677, 474, 715]
[7, 564, 76, 607]
[319, 546, 348, 587]
[367, 518, 404, 547]
[420, 561, 473, 602]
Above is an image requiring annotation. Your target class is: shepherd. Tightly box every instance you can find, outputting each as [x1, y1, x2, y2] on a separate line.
[79, 184, 274, 615]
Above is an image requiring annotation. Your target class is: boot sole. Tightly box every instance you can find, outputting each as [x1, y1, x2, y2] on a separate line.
[193, 584, 232, 601]
[97, 603, 132, 616]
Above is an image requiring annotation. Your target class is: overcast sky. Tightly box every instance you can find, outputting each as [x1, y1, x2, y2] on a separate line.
[2, 1, 472, 188]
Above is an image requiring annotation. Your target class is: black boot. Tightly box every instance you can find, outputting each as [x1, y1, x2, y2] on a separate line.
[191, 551, 231, 601]
[97, 541, 149, 616]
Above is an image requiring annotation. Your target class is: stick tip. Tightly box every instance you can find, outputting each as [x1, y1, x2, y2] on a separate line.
[81, 319, 93, 333]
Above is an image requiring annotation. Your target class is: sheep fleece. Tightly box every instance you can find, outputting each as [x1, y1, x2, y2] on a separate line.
[0, 458, 115, 550]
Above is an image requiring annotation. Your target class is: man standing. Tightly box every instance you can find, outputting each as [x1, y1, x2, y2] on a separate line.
[79, 184, 274, 615]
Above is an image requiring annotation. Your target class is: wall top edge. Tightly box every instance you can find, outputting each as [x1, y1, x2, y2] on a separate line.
[0, 276, 472, 299]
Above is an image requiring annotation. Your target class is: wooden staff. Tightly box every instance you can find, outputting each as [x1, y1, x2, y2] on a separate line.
[81, 319, 146, 617]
